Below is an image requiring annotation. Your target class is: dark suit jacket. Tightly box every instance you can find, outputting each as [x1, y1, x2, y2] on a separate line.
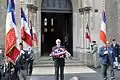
[52, 46, 65, 66]
[111, 44, 119, 57]
[99, 46, 115, 65]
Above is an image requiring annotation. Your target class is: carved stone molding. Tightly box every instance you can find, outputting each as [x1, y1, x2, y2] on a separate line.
[27, 4, 38, 13]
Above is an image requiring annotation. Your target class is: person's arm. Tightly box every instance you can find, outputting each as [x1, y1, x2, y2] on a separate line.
[99, 47, 106, 57]
[112, 52, 115, 62]
[117, 44, 120, 56]
[49, 47, 56, 57]
[111, 48, 115, 62]
[53, 47, 67, 57]
[118, 46, 120, 57]
[91, 46, 98, 54]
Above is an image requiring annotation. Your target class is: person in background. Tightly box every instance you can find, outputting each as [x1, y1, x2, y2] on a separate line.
[91, 41, 99, 68]
[27, 48, 35, 76]
[16, 43, 28, 80]
[111, 39, 120, 69]
[50, 39, 67, 80]
[99, 41, 115, 80]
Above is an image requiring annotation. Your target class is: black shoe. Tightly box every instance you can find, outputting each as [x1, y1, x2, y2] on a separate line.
[103, 77, 107, 80]
[110, 77, 115, 80]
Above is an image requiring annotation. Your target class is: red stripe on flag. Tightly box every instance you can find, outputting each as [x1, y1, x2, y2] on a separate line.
[100, 30, 106, 44]
[5, 28, 16, 54]
[6, 47, 20, 62]
[21, 27, 25, 39]
[21, 27, 32, 47]
[85, 32, 91, 42]
[33, 33, 38, 46]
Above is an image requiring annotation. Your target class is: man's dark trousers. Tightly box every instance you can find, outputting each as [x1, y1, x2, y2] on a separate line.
[27, 59, 34, 76]
[102, 64, 115, 79]
[55, 65, 64, 80]
[54, 58, 65, 80]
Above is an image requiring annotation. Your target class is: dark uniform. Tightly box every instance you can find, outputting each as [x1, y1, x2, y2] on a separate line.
[16, 50, 28, 80]
[52, 46, 66, 80]
[111, 44, 119, 59]
[27, 49, 35, 76]
[111, 43, 119, 68]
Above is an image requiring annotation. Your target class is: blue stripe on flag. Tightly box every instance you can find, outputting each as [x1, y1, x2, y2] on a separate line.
[11, 11, 16, 25]
[21, 8, 27, 22]
[30, 20, 33, 40]
[103, 11, 106, 24]
[7, 0, 16, 25]
[11, 0, 15, 10]
[7, 0, 15, 10]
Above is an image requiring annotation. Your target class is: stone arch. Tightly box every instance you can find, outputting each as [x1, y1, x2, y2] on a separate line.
[41, 0, 73, 13]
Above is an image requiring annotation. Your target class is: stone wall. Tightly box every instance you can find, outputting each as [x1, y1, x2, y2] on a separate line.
[105, 0, 118, 42]
[0, 0, 7, 48]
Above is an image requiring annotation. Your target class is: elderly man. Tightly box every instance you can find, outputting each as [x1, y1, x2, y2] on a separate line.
[50, 39, 67, 80]
[91, 41, 99, 68]
[111, 39, 120, 69]
[99, 41, 115, 80]
[16, 43, 28, 80]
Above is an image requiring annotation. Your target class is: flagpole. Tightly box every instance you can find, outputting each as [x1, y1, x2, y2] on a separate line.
[20, 0, 23, 44]
[88, 7, 91, 49]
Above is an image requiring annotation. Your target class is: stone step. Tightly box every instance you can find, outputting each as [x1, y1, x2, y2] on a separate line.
[33, 57, 85, 67]
[33, 62, 85, 67]
[38, 57, 79, 61]
[36, 59, 82, 63]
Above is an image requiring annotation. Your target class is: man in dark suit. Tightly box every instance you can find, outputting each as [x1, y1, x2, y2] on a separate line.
[99, 41, 115, 80]
[111, 39, 120, 69]
[50, 39, 67, 80]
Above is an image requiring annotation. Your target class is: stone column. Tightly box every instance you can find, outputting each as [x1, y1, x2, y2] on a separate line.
[117, 3, 120, 41]
[90, 0, 105, 46]
[71, 0, 80, 57]
[27, 3, 41, 61]
[106, 0, 118, 41]
[37, 0, 42, 57]
[0, 0, 6, 47]
[73, 12, 78, 57]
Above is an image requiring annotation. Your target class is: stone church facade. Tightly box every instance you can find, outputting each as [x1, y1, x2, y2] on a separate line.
[0, 0, 120, 60]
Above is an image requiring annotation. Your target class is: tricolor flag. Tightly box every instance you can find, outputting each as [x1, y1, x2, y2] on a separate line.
[100, 10, 107, 45]
[5, 0, 20, 62]
[85, 23, 91, 42]
[30, 20, 33, 40]
[30, 20, 38, 47]
[7, 0, 15, 10]
[21, 8, 32, 48]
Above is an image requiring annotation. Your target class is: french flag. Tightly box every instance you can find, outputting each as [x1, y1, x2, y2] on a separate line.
[21, 8, 32, 49]
[7, 0, 15, 10]
[30, 20, 38, 47]
[5, 0, 20, 62]
[100, 10, 107, 45]
[85, 23, 91, 42]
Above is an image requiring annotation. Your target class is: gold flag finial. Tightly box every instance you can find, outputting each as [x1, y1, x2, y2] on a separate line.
[20, 0, 23, 7]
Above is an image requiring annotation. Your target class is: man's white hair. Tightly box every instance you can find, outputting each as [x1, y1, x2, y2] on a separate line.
[56, 39, 61, 44]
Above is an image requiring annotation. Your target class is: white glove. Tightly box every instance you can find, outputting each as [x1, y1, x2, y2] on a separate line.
[104, 51, 108, 54]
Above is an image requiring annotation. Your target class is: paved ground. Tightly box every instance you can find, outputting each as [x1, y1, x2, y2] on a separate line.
[28, 73, 102, 80]
[27, 66, 120, 80]
[32, 66, 96, 75]
[27, 66, 101, 80]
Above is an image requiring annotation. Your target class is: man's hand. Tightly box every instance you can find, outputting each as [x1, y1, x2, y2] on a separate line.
[49, 53, 53, 57]
[104, 51, 108, 54]
[119, 55, 120, 57]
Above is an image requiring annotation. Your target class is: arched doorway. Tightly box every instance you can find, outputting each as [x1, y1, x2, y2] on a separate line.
[41, 0, 73, 56]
